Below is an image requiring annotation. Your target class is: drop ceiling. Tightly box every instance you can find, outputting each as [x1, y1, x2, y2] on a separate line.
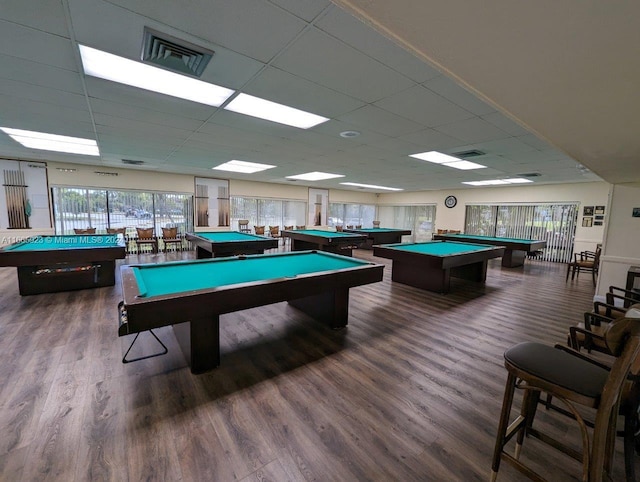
[0, 0, 613, 192]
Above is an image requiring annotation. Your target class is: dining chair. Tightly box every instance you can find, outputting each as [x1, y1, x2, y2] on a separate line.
[135, 227, 158, 254]
[161, 227, 182, 252]
[254, 225, 265, 235]
[74, 227, 96, 234]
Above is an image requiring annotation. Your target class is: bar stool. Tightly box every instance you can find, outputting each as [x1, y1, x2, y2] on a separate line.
[490, 317, 640, 481]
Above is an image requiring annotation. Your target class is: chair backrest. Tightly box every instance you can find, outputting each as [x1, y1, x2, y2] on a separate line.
[336, 225, 344, 232]
[296, 225, 305, 230]
[106, 227, 126, 235]
[591, 318, 640, 476]
[346, 225, 354, 229]
[254, 226, 265, 235]
[162, 227, 178, 239]
[355, 225, 362, 229]
[238, 219, 249, 227]
[372, 220, 381, 227]
[269, 226, 279, 236]
[136, 227, 154, 239]
[437, 229, 448, 234]
[284, 225, 294, 231]
[74, 228, 96, 234]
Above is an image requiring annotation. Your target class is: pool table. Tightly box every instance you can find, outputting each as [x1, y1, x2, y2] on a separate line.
[373, 240, 505, 293]
[343, 227, 412, 248]
[185, 231, 278, 258]
[0, 234, 126, 295]
[282, 229, 367, 256]
[118, 250, 384, 373]
[432, 233, 547, 267]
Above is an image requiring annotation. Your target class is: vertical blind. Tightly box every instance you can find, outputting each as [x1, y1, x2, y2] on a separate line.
[230, 197, 307, 231]
[377, 204, 436, 242]
[464, 203, 579, 262]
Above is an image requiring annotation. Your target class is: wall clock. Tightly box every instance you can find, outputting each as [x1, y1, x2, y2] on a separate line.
[444, 195, 457, 208]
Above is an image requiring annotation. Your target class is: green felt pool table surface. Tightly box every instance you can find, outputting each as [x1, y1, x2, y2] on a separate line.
[286, 229, 364, 238]
[190, 231, 269, 242]
[435, 233, 541, 244]
[131, 250, 372, 298]
[382, 240, 499, 255]
[432, 233, 546, 267]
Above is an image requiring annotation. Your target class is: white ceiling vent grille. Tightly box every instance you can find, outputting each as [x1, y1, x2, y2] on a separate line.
[142, 28, 213, 77]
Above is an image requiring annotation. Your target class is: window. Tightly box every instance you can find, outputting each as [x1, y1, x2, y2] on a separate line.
[465, 203, 579, 262]
[231, 196, 306, 231]
[377, 204, 436, 242]
[51, 187, 193, 236]
[328, 203, 375, 227]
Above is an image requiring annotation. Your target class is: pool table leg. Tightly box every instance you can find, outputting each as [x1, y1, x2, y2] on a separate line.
[502, 249, 526, 268]
[288, 288, 350, 329]
[173, 316, 220, 374]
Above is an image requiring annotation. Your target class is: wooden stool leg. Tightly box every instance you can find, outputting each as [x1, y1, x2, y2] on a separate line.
[491, 372, 518, 481]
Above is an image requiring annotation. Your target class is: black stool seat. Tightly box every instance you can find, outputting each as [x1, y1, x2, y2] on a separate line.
[505, 342, 608, 398]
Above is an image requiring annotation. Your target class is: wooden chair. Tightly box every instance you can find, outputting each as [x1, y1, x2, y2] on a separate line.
[296, 225, 305, 230]
[135, 227, 158, 254]
[336, 225, 344, 232]
[346, 225, 354, 229]
[268, 225, 281, 244]
[355, 225, 362, 229]
[437, 229, 448, 234]
[106, 227, 125, 235]
[567, 247, 602, 286]
[254, 225, 265, 235]
[373, 220, 381, 228]
[491, 316, 640, 482]
[564, 306, 640, 481]
[161, 227, 182, 252]
[238, 219, 250, 233]
[74, 228, 96, 234]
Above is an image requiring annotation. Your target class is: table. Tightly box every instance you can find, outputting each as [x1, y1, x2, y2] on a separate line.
[282, 229, 367, 256]
[344, 227, 412, 248]
[373, 240, 505, 293]
[432, 233, 546, 267]
[185, 231, 278, 258]
[0, 234, 126, 295]
[118, 250, 384, 373]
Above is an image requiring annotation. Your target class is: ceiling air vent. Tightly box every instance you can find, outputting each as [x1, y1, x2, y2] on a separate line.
[142, 28, 213, 77]
[452, 149, 485, 158]
[122, 159, 145, 166]
[519, 172, 541, 178]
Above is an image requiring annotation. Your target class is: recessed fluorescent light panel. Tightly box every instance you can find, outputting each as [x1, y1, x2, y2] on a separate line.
[225, 93, 329, 129]
[340, 182, 403, 191]
[286, 172, 344, 181]
[78, 45, 234, 107]
[409, 150, 487, 170]
[462, 178, 534, 186]
[213, 160, 276, 174]
[0, 127, 100, 156]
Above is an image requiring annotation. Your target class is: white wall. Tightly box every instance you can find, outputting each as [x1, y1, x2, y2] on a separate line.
[379, 181, 609, 253]
[597, 182, 640, 295]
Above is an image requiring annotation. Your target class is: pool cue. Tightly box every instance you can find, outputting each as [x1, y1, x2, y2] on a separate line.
[17, 170, 27, 228]
[4, 170, 15, 228]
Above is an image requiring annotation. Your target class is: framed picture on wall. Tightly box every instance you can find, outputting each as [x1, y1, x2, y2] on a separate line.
[583, 206, 594, 216]
[582, 217, 593, 227]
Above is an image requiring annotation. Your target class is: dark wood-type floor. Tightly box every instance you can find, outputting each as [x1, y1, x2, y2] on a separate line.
[0, 246, 636, 481]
